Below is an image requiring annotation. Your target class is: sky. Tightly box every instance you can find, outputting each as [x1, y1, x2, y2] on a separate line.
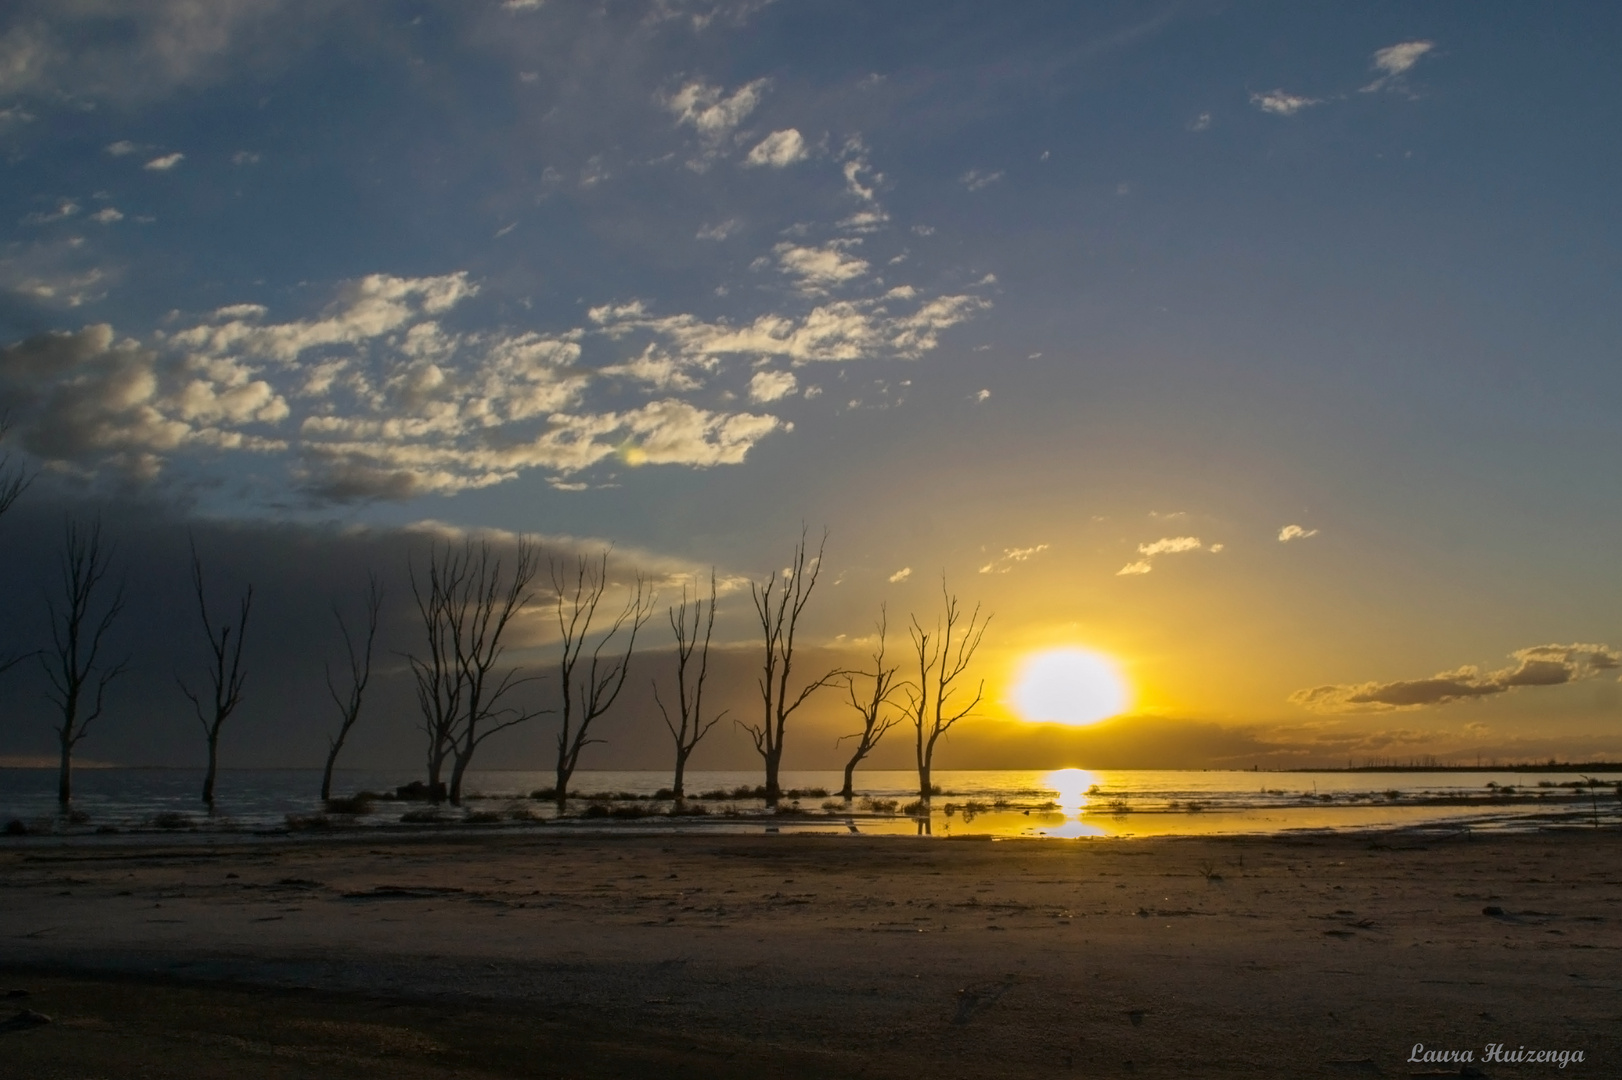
[1, 0, 1621, 774]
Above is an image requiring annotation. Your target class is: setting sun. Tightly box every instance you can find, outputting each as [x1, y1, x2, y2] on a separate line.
[1012, 648, 1131, 726]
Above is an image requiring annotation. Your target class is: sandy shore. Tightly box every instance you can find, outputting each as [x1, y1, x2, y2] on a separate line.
[2, 826, 1619, 1078]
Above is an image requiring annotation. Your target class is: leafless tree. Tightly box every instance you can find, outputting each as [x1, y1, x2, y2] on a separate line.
[320, 574, 382, 802]
[906, 579, 990, 802]
[177, 544, 252, 809]
[408, 538, 547, 806]
[444, 538, 545, 805]
[551, 551, 652, 806]
[742, 529, 841, 804]
[407, 545, 463, 798]
[42, 520, 125, 806]
[836, 607, 904, 800]
[653, 571, 724, 799]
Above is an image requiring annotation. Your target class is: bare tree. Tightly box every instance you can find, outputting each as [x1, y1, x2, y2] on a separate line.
[320, 574, 382, 802]
[177, 545, 252, 809]
[742, 529, 841, 804]
[906, 579, 990, 802]
[43, 520, 125, 806]
[444, 538, 546, 805]
[407, 545, 464, 799]
[551, 551, 652, 806]
[836, 607, 903, 800]
[653, 571, 724, 799]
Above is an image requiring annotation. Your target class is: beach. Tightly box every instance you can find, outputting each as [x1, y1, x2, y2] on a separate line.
[2, 826, 1618, 1078]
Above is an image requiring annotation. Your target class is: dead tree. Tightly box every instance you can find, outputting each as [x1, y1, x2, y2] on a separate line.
[444, 538, 545, 805]
[653, 572, 724, 798]
[43, 520, 125, 806]
[906, 579, 989, 802]
[320, 574, 382, 802]
[551, 551, 652, 806]
[836, 607, 903, 800]
[742, 529, 841, 804]
[407, 544, 464, 799]
[177, 545, 252, 809]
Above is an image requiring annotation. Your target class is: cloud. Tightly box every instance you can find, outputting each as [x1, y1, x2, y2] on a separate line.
[89, 207, 124, 224]
[1249, 90, 1320, 116]
[1188, 112, 1211, 132]
[744, 128, 808, 168]
[747, 369, 796, 403]
[773, 241, 869, 292]
[696, 218, 741, 241]
[888, 567, 911, 583]
[972, 388, 990, 403]
[105, 140, 138, 156]
[664, 78, 768, 140]
[589, 289, 989, 366]
[979, 543, 1048, 575]
[1116, 535, 1214, 576]
[1290, 643, 1622, 713]
[960, 168, 1003, 191]
[1363, 40, 1433, 92]
[1278, 524, 1318, 542]
[20, 200, 79, 225]
[144, 152, 185, 171]
[599, 344, 709, 391]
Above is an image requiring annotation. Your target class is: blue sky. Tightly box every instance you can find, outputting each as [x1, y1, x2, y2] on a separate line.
[3, 1, 1621, 769]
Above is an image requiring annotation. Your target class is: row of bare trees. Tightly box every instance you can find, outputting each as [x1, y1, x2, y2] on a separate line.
[7, 499, 989, 811]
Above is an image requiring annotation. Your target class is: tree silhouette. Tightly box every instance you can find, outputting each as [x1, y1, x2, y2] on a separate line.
[654, 571, 724, 799]
[320, 574, 382, 802]
[42, 519, 125, 806]
[177, 544, 252, 809]
[837, 606, 903, 800]
[906, 579, 989, 802]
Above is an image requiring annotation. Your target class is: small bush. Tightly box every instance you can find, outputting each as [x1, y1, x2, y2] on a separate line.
[582, 803, 610, 818]
[785, 787, 829, 799]
[859, 797, 899, 814]
[696, 789, 730, 800]
[669, 802, 709, 817]
[463, 810, 502, 824]
[506, 806, 538, 821]
[653, 788, 676, 800]
[3, 819, 27, 836]
[530, 788, 557, 800]
[901, 800, 926, 816]
[1034, 799, 1058, 812]
[963, 800, 989, 815]
[609, 804, 652, 819]
[730, 785, 768, 800]
[324, 794, 373, 815]
[150, 811, 192, 830]
[820, 800, 843, 812]
[400, 809, 447, 824]
[991, 796, 1010, 809]
[285, 813, 332, 831]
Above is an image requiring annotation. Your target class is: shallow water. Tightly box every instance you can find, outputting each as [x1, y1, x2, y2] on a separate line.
[3, 766, 1618, 839]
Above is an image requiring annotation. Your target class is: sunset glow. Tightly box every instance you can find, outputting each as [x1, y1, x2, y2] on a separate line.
[1012, 649, 1130, 727]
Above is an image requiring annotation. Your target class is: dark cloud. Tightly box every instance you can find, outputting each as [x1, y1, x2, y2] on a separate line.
[1291, 643, 1622, 713]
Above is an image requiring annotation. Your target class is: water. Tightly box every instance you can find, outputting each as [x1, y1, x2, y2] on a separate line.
[4, 767, 1618, 839]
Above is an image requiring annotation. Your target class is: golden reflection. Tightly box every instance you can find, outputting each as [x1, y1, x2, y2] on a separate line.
[1043, 767, 1098, 815]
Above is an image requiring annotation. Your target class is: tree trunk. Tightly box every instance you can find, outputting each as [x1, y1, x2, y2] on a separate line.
[672, 750, 688, 799]
[448, 752, 470, 806]
[918, 762, 932, 802]
[57, 738, 72, 806]
[202, 732, 219, 808]
[555, 761, 572, 808]
[320, 741, 341, 802]
[764, 750, 781, 804]
[841, 758, 857, 800]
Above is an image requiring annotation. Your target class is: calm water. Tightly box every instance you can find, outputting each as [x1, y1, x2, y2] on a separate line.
[4, 767, 1619, 839]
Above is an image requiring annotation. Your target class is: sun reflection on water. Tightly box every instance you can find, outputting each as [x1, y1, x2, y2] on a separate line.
[1043, 767, 1099, 819]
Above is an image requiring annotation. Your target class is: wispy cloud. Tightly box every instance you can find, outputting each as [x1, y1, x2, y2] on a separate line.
[144, 152, 184, 171]
[1362, 40, 1434, 92]
[744, 128, 808, 168]
[1291, 643, 1622, 713]
[960, 168, 1003, 191]
[1278, 524, 1318, 542]
[1249, 90, 1320, 117]
[1117, 535, 1217, 576]
[888, 567, 911, 583]
[979, 544, 1048, 575]
[664, 78, 768, 139]
[773, 241, 869, 293]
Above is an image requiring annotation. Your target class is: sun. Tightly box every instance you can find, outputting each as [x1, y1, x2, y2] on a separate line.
[1012, 647, 1130, 726]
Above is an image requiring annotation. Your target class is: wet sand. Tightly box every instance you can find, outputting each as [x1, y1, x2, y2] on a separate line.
[2, 826, 1619, 1078]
